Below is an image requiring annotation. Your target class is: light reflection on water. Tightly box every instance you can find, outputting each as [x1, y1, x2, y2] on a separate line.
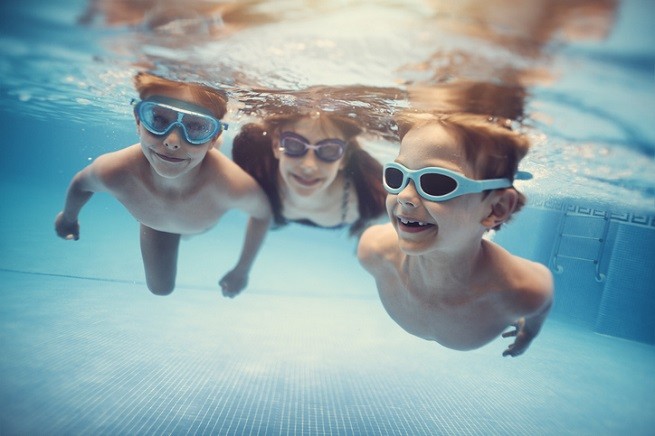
[1, 0, 654, 209]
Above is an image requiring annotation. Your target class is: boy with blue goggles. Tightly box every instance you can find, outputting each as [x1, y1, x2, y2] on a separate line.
[55, 72, 271, 298]
[359, 113, 553, 358]
[133, 95, 228, 145]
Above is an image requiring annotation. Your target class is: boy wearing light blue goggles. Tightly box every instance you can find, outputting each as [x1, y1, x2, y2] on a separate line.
[56, 73, 271, 299]
[358, 113, 553, 359]
[134, 95, 228, 145]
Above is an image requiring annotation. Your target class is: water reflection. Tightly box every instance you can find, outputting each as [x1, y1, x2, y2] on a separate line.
[406, 81, 527, 121]
[78, 0, 275, 36]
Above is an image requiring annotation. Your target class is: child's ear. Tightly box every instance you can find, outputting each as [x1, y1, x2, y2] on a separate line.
[481, 189, 518, 229]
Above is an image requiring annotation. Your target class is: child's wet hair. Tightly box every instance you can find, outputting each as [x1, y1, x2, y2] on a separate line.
[133, 72, 228, 120]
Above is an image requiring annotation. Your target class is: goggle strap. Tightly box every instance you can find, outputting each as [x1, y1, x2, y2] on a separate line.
[474, 178, 514, 191]
[515, 170, 532, 181]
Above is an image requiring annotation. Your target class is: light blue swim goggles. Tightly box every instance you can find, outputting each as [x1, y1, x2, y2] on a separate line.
[383, 162, 532, 202]
[133, 95, 227, 145]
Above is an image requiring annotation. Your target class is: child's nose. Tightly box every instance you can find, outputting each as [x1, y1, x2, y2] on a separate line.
[298, 149, 320, 171]
[163, 126, 183, 150]
[396, 180, 420, 208]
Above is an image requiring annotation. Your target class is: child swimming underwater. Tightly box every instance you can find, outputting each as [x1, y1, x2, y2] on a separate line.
[55, 72, 271, 297]
[358, 113, 553, 357]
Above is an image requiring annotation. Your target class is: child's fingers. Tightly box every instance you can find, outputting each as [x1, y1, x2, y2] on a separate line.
[502, 322, 519, 338]
[221, 288, 237, 299]
[219, 280, 236, 298]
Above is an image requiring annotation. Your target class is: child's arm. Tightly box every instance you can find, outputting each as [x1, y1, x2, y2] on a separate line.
[54, 160, 108, 240]
[219, 182, 272, 298]
[502, 264, 554, 357]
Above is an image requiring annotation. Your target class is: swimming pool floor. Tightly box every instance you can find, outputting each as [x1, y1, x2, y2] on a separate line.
[1, 270, 653, 435]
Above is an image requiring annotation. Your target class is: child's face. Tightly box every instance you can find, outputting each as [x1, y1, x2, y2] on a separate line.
[136, 87, 219, 180]
[272, 117, 347, 198]
[387, 123, 490, 255]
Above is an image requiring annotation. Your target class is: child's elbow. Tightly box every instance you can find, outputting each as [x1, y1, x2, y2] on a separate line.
[529, 279, 554, 316]
[518, 264, 554, 316]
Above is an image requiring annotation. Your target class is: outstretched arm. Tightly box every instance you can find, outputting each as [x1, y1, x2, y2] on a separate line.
[502, 268, 554, 357]
[502, 299, 552, 357]
[219, 184, 272, 298]
[219, 215, 270, 297]
[54, 163, 105, 240]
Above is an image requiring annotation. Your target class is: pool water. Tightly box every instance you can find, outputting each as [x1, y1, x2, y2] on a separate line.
[1, 0, 654, 434]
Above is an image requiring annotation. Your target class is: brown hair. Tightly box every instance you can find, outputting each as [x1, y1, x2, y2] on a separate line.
[232, 113, 386, 236]
[133, 72, 228, 120]
[397, 112, 530, 229]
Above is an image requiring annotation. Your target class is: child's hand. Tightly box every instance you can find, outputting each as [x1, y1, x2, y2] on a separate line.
[501, 318, 534, 357]
[55, 212, 80, 241]
[219, 269, 248, 298]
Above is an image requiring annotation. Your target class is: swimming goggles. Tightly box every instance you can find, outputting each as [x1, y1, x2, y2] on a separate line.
[279, 132, 347, 162]
[383, 162, 532, 202]
[133, 96, 227, 145]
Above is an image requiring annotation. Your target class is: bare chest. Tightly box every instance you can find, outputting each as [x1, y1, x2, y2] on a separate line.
[377, 276, 512, 351]
[115, 184, 227, 235]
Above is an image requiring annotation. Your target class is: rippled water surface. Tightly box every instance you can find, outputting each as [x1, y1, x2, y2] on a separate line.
[1, 0, 654, 209]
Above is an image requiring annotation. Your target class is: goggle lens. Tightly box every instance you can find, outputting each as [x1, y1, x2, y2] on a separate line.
[281, 136, 309, 156]
[419, 172, 458, 196]
[182, 114, 217, 141]
[383, 166, 405, 190]
[141, 104, 176, 133]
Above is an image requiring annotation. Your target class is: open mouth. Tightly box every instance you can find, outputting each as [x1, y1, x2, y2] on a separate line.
[397, 217, 435, 233]
[155, 152, 185, 163]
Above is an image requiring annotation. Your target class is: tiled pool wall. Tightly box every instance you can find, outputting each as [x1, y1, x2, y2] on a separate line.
[495, 197, 655, 345]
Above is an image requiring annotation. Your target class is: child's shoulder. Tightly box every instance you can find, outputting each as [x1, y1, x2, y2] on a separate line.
[91, 144, 142, 179]
[358, 223, 399, 270]
[203, 149, 263, 195]
[511, 260, 553, 317]
[202, 149, 239, 177]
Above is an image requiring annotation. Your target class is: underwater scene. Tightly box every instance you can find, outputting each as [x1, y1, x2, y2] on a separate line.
[1, 0, 654, 434]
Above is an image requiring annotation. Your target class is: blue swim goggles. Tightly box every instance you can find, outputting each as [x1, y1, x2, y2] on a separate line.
[383, 162, 532, 202]
[133, 96, 227, 145]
